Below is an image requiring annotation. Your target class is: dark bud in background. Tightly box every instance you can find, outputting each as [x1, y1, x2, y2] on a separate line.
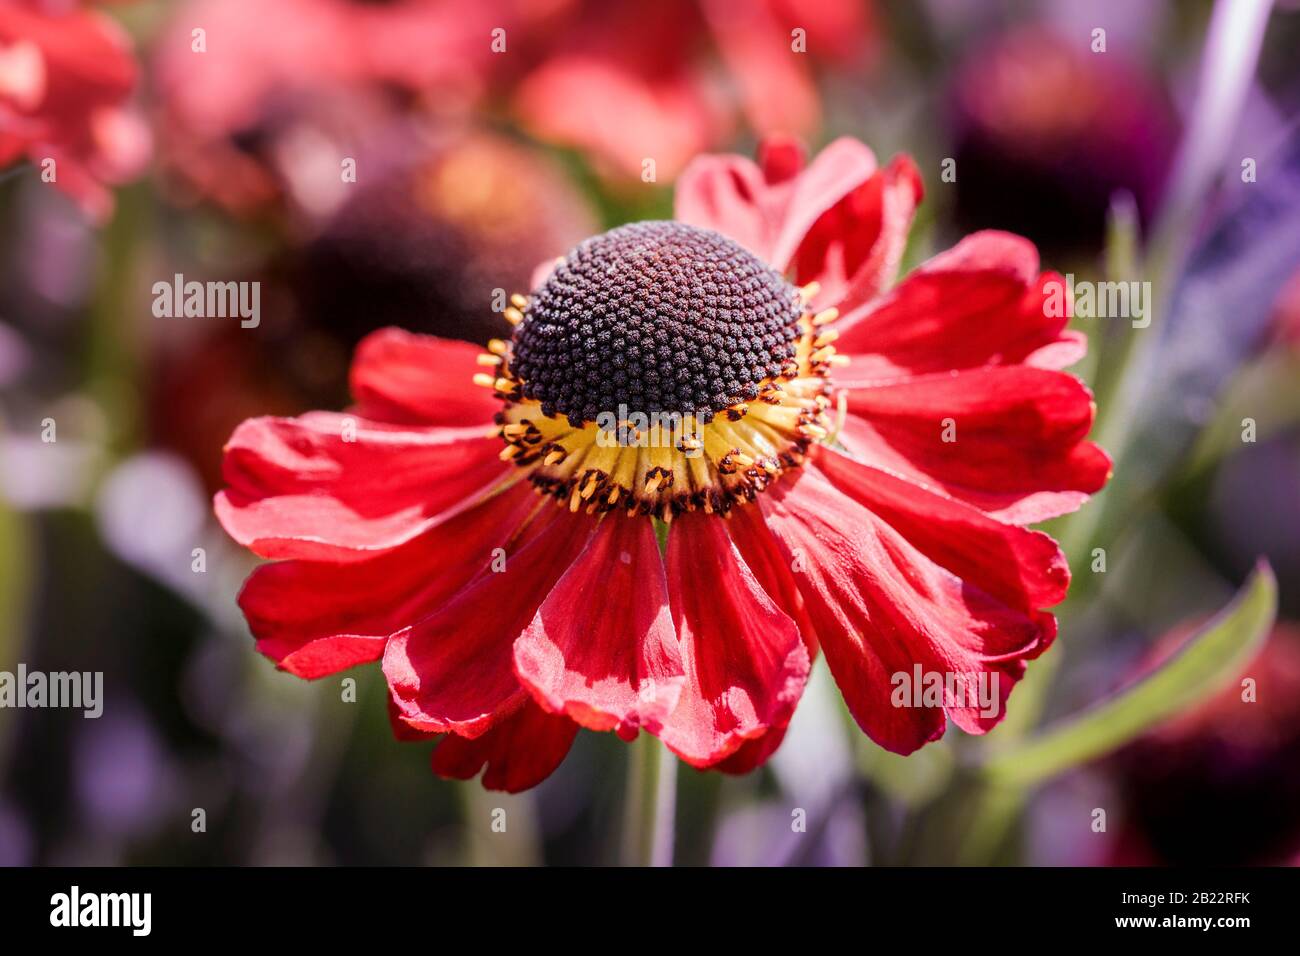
[1109, 624, 1300, 866]
[946, 27, 1179, 260]
[289, 129, 597, 350]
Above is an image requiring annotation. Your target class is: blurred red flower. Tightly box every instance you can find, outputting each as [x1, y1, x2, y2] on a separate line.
[216, 136, 1108, 791]
[511, 0, 875, 182]
[154, 0, 874, 206]
[0, 0, 148, 220]
[153, 0, 501, 215]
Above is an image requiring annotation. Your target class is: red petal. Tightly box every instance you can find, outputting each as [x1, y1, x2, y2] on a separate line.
[835, 234, 1080, 381]
[387, 692, 437, 741]
[238, 482, 540, 678]
[1023, 329, 1087, 370]
[257, 635, 381, 682]
[215, 412, 510, 560]
[513, 513, 685, 739]
[714, 725, 789, 775]
[675, 137, 877, 271]
[725, 500, 820, 652]
[812, 448, 1070, 613]
[382, 505, 596, 738]
[431, 700, 578, 793]
[758, 135, 806, 184]
[839, 366, 1111, 523]
[674, 150, 778, 260]
[760, 471, 1053, 753]
[766, 137, 879, 271]
[660, 512, 810, 767]
[350, 328, 500, 428]
[794, 154, 923, 314]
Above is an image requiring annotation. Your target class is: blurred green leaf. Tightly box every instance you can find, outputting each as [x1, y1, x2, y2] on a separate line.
[981, 562, 1276, 788]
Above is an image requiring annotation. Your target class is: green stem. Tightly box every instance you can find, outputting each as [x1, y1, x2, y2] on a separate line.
[620, 732, 676, 866]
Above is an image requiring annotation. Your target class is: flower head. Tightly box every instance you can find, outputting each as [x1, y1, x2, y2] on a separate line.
[497, 219, 829, 519]
[217, 136, 1110, 790]
[0, 1, 149, 220]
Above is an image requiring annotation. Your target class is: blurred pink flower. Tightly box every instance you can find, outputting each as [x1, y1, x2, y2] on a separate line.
[153, 0, 501, 215]
[0, 0, 149, 221]
[153, 0, 875, 204]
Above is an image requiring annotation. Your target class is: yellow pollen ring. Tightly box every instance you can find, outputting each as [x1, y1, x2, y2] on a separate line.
[480, 291, 846, 518]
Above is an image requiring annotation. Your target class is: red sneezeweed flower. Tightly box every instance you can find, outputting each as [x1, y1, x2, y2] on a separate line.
[216, 137, 1110, 791]
[0, 0, 149, 221]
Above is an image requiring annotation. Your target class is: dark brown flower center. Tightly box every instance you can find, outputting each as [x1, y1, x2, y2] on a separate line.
[510, 221, 803, 427]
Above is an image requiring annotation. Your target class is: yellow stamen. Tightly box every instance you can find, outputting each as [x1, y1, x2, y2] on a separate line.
[484, 294, 839, 517]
